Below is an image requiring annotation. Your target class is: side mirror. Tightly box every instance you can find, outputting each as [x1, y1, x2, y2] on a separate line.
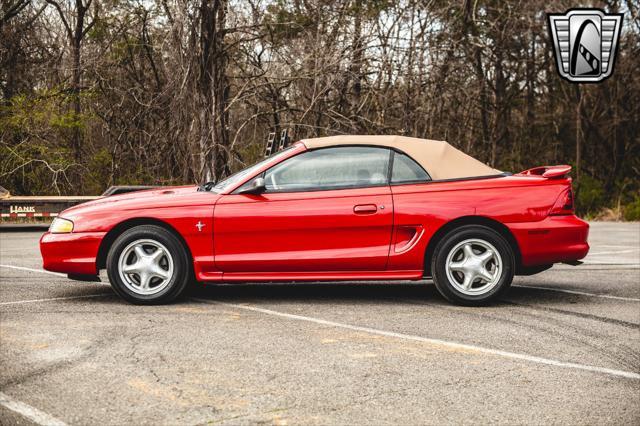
[239, 177, 266, 194]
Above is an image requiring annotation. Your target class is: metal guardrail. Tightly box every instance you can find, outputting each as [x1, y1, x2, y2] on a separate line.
[2, 128, 293, 228]
[0, 185, 157, 226]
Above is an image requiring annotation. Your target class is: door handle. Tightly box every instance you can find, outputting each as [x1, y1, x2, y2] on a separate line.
[353, 204, 377, 214]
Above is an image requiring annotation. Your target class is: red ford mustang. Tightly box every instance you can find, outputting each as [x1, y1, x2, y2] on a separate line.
[40, 136, 589, 305]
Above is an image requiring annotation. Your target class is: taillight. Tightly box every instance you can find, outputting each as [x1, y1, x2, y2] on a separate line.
[549, 188, 574, 215]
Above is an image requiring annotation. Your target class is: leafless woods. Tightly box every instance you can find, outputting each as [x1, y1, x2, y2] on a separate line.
[1, 0, 639, 216]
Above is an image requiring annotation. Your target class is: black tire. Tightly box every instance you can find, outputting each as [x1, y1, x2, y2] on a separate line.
[106, 225, 192, 304]
[430, 225, 514, 306]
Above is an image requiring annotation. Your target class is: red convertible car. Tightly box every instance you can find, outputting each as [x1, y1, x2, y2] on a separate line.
[40, 136, 589, 305]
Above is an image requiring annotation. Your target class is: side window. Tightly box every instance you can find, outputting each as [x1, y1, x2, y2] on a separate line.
[391, 151, 431, 184]
[263, 146, 391, 192]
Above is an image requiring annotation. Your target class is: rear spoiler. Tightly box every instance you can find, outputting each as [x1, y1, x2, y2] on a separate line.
[518, 165, 572, 179]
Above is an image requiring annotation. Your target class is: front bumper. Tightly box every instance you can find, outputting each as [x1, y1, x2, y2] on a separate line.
[508, 215, 589, 267]
[40, 231, 106, 275]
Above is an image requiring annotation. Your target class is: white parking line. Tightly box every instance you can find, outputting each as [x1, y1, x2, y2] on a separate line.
[0, 264, 110, 286]
[0, 265, 111, 305]
[0, 293, 111, 306]
[192, 298, 640, 380]
[1, 264, 639, 379]
[587, 249, 639, 255]
[0, 264, 65, 277]
[512, 285, 640, 302]
[0, 391, 67, 426]
[556, 265, 640, 269]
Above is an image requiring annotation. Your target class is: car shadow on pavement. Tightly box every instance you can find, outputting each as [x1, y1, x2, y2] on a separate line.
[180, 281, 604, 308]
[41, 279, 612, 309]
[188, 281, 442, 304]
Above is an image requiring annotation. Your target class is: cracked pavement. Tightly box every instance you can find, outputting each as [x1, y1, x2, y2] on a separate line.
[0, 222, 639, 425]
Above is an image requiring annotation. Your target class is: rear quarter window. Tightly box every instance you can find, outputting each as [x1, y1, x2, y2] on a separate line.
[391, 151, 431, 184]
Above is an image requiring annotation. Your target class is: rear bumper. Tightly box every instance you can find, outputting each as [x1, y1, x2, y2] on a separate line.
[40, 231, 105, 275]
[508, 215, 589, 267]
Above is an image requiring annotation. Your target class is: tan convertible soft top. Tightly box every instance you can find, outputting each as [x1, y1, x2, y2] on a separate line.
[301, 135, 501, 180]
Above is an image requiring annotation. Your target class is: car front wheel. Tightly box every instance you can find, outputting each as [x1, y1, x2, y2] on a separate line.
[431, 225, 514, 306]
[106, 225, 191, 304]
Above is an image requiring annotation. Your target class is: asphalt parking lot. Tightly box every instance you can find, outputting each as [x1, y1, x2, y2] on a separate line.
[0, 222, 639, 425]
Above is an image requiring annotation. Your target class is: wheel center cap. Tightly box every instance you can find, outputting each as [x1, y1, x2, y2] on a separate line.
[464, 257, 482, 274]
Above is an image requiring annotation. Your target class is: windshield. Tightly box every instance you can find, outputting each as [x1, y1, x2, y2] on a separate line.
[210, 147, 295, 193]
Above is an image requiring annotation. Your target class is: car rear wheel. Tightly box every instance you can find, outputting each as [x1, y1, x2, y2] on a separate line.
[106, 225, 191, 304]
[431, 225, 514, 306]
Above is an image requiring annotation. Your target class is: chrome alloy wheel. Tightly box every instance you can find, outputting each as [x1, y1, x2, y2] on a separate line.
[444, 238, 503, 296]
[118, 239, 174, 295]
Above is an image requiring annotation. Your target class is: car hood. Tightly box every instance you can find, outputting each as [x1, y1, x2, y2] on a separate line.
[60, 185, 220, 218]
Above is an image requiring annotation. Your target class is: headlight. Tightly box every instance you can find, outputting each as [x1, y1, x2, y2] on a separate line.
[49, 217, 74, 233]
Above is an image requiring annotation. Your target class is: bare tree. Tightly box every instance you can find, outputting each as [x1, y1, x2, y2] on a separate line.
[1, 0, 638, 217]
[44, 0, 98, 161]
